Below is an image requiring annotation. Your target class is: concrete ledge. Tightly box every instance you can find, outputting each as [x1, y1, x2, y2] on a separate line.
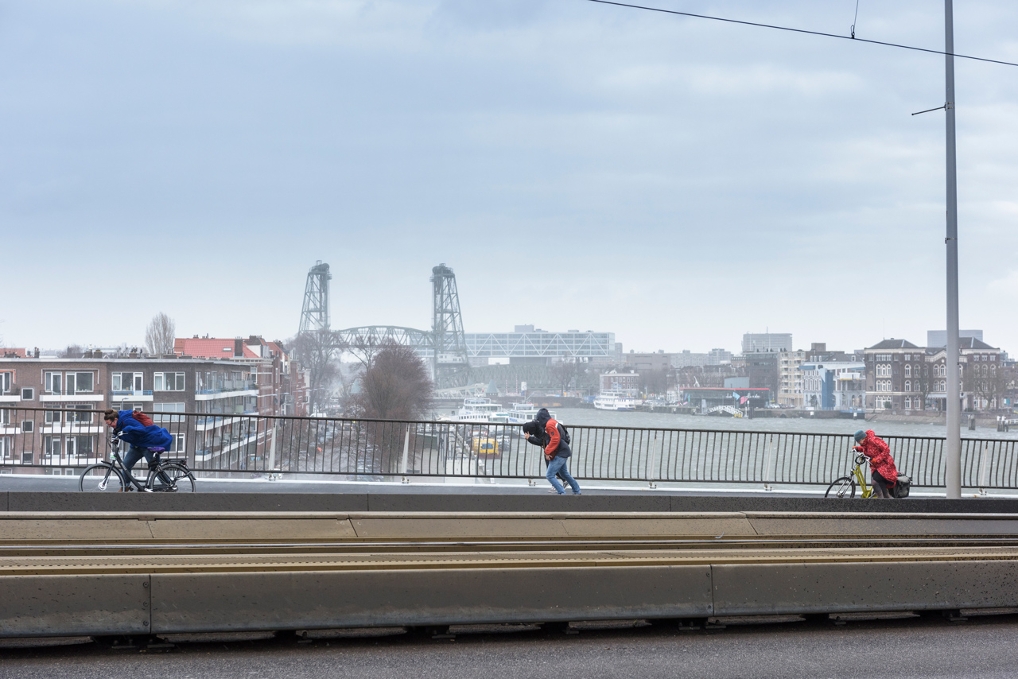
[7, 491, 1018, 514]
[8, 511, 1018, 544]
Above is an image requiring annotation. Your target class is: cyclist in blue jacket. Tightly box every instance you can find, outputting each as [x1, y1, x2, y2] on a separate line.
[103, 409, 174, 489]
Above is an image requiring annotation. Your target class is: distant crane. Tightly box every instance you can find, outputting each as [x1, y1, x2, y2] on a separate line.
[298, 261, 332, 335]
[296, 261, 470, 385]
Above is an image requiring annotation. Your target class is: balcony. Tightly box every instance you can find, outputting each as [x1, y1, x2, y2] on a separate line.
[194, 384, 259, 402]
[109, 390, 155, 403]
[40, 392, 106, 403]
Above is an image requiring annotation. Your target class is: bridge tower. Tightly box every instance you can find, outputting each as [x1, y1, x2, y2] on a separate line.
[298, 261, 332, 335]
[430, 263, 469, 385]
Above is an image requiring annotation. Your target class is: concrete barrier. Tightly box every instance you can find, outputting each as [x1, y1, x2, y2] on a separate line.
[5, 507, 1018, 638]
[150, 566, 715, 632]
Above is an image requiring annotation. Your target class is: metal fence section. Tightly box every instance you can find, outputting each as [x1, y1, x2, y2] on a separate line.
[4, 407, 1018, 490]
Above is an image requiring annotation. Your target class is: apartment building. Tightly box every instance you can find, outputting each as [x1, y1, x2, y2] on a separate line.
[777, 349, 805, 408]
[864, 339, 922, 411]
[924, 337, 1004, 412]
[864, 337, 1004, 412]
[0, 356, 261, 469]
[801, 359, 866, 410]
[173, 335, 307, 416]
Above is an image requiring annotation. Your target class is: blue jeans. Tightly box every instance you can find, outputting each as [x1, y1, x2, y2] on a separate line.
[546, 456, 581, 495]
[123, 445, 154, 482]
[123, 445, 172, 486]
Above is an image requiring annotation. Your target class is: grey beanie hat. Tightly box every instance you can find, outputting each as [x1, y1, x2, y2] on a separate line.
[854, 430, 866, 443]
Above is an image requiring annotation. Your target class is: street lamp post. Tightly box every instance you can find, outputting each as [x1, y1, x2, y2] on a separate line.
[944, 0, 961, 499]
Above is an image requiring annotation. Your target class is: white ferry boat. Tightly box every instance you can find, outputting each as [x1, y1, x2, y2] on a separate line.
[499, 403, 548, 424]
[593, 391, 638, 411]
[444, 400, 557, 425]
[448, 398, 504, 423]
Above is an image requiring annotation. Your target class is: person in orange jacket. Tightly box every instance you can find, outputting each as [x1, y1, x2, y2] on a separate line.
[527, 408, 581, 495]
[854, 429, 898, 499]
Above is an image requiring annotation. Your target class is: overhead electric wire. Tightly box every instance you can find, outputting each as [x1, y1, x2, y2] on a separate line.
[586, 0, 1018, 68]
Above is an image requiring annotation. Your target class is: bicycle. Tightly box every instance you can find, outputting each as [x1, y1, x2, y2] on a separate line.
[825, 452, 876, 499]
[79, 435, 196, 492]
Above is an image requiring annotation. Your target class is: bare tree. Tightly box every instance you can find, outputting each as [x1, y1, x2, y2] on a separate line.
[914, 362, 934, 411]
[551, 361, 581, 395]
[353, 345, 432, 420]
[58, 344, 86, 358]
[288, 331, 339, 415]
[640, 368, 670, 397]
[145, 313, 176, 356]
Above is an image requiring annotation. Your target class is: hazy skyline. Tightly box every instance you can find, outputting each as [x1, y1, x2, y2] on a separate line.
[2, 1, 1017, 355]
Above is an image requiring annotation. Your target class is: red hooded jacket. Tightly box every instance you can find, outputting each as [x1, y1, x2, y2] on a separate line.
[854, 430, 898, 485]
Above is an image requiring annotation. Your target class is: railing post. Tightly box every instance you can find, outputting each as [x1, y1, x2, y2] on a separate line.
[978, 441, 990, 490]
[400, 425, 410, 475]
[268, 423, 277, 471]
[763, 434, 777, 485]
[647, 432, 662, 488]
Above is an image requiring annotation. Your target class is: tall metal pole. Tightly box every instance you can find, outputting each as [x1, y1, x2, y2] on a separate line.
[944, 0, 961, 499]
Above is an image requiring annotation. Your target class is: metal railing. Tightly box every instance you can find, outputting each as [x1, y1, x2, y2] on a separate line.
[2, 407, 1018, 490]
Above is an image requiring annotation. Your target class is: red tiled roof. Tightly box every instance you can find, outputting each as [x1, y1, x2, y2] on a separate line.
[173, 338, 259, 359]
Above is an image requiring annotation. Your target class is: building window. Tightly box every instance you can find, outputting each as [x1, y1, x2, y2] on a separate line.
[75, 372, 94, 393]
[21, 387, 34, 400]
[44, 436, 62, 457]
[0, 372, 11, 394]
[0, 436, 11, 458]
[74, 436, 95, 457]
[112, 373, 144, 392]
[915, 398, 921, 410]
[154, 373, 185, 392]
[905, 365, 911, 378]
[67, 405, 92, 423]
[152, 402, 186, 423]
[0, 409, 8, 425]
[44, 372, 62, 394]
[21, 420, 34, 433]
[905, 380, 911, 392]
[905, 397, 912, 409]
[45, 408, 61, 424]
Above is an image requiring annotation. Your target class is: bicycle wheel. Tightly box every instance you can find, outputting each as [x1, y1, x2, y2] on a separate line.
[79, 464, 126, 492]
[825, 476, 856, 499]
[154, 463, 196, 492]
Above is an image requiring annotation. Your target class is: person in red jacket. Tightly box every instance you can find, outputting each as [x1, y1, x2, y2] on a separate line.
[854, 429, 898, 499]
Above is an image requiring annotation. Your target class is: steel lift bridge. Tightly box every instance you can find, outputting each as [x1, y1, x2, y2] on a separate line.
[298, 261, 470, 385]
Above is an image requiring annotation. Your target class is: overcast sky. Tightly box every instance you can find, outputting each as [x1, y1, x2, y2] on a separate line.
[2, 0, 1017, 355]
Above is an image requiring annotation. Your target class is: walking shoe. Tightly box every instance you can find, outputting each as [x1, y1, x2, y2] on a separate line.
[141, 488, 154, 492]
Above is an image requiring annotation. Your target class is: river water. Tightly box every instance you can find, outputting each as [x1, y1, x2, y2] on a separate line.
[552, 408, 1018, 440]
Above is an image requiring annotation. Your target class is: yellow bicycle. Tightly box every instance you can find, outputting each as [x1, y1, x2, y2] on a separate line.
[825, 453, 875, 499]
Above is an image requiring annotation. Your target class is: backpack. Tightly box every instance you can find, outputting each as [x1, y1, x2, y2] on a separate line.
[557, 422, 571, 446]
[132, 411, 155, 427]
[892, 475, 911, 499]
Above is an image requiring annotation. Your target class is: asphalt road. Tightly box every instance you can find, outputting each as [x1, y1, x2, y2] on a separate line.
[1, 615, 1016, 678]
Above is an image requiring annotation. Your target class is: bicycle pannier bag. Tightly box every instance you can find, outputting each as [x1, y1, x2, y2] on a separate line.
[893, 474, 911, 499]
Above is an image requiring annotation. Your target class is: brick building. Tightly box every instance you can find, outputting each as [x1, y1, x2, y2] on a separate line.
[173, 336, 307, 416]
[0, 355, 263, 469]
